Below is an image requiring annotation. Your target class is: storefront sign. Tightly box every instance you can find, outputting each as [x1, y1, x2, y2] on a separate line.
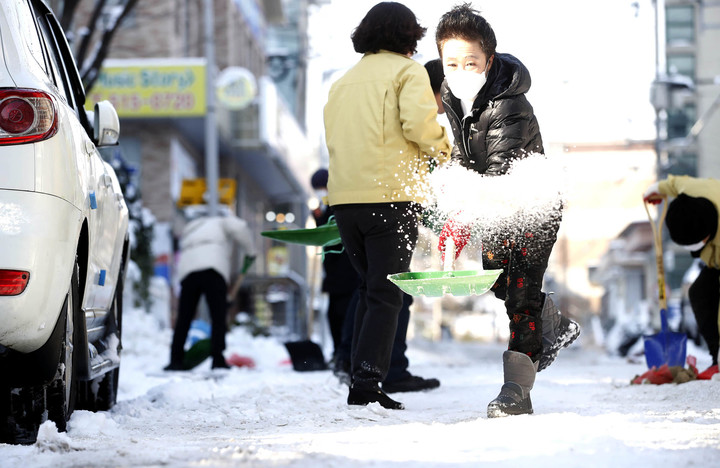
[85, 58, 206, 118]
[216, 67, 257, 110]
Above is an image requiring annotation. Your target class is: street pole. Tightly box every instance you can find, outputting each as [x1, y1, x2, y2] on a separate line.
[204, 0, 219, 216]
[653, 0, 663, 180]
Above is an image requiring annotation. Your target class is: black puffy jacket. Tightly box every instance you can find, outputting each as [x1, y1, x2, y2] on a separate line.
[441, 53, 543, 176]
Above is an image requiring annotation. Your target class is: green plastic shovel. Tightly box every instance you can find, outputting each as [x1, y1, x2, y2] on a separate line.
[261, 218, 341, 248]
[388, 269, 502, 297]
[388, 237, 502, 297]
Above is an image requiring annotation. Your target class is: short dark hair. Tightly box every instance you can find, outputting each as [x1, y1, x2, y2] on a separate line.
[435, 3, 497, 60]
[424, 59, 444, 94]
[351, 2, 426, 55]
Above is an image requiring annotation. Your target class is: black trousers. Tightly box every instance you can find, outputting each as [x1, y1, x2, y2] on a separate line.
[333, 202, 418, 383]
[482, 206, 562, 360]
[337, 290, 413, 383]
[327, 291, 354, 355]
[689, 265, 720, 365]
[170, 269, 228, 365]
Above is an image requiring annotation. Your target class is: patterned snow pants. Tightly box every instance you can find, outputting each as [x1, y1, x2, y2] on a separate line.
[482, 205, 562, 361]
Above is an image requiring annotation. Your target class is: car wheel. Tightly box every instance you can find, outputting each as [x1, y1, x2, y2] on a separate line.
[46, 261, 81, 432]
[0, 383, 45, 445]
[97, 266, 124, 410]
[79, 267, 123, 412]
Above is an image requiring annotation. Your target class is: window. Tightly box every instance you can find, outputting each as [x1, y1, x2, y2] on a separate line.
[33, 16, 73, 103]
[31, 1, 93, 134]
[667, 103, 695, 139]
[34, 14, 72, 104]
[666, 5, 695, 45]
[16, 0, 49, 76]
[662, 151, 698, 179]
[667, 53, 695, 80]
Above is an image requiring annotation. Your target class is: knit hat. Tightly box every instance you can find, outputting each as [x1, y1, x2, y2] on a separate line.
[665, 194, 718, 246]
[310, 169, 328, 189]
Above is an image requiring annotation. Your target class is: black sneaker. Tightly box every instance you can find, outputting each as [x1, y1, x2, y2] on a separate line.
[383, 375, 441, 393]
[163, 362, 185, 371]
[348, 381, 404, 410]
[212, 359, 231, 369]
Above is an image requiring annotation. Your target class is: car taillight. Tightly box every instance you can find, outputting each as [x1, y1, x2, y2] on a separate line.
[0, 270, 30, 296]
[0, 89, 57, 145]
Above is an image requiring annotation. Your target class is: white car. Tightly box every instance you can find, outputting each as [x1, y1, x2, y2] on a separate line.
[0, 0, 129, 444]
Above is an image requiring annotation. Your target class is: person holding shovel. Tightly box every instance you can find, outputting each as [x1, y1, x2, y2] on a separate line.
[310, 168, 441, 393]
[165, 207, 255, 371]
[310, 168, 360, 364]
[644, 175, 720, 379]
[434, 4, 580, 417]
[324, 2, 451, 409]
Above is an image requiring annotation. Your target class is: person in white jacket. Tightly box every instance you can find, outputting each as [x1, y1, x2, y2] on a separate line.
[165, 210, 254, 370]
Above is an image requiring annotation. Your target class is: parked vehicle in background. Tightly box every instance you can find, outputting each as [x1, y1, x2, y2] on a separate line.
[0, 0, 129, 444]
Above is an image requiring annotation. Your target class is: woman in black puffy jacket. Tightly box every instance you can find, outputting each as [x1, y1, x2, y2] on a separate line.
[435, 4, 580, 418]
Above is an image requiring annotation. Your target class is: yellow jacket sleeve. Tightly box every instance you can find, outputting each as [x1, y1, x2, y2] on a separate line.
[397, 67, 451, 165]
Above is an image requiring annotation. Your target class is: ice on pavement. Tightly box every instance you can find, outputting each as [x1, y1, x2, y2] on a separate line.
[2, 305, 719, 467]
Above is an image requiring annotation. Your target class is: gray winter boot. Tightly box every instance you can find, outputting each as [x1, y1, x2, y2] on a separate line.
[487, 351, 538, 418]
[538, 293, 580, 372]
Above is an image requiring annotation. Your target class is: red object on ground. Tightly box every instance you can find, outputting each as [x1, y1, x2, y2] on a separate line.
[686, 355, 718, 380]
[697, 365, 719, 380]
[227, 353, 256, 368]
[632, 364, 674, 385]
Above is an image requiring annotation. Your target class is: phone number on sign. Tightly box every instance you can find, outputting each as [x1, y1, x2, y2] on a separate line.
[90, 93, 198, 113]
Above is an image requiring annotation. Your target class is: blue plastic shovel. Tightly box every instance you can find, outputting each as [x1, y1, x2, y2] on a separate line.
[644, 308, 687, 368]
[642, 199, 687, 368]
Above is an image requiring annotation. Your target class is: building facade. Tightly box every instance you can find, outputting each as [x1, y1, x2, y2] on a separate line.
[56, 0, 321, 334]
[653, 0, 720, 178]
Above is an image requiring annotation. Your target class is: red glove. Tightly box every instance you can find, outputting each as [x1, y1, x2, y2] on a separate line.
[438, 217, 471, 261]
[643, 182, 663, 205]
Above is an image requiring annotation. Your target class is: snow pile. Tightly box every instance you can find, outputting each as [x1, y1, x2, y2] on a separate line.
[34, 421, 76, 453]
[2, 306, 720, 467]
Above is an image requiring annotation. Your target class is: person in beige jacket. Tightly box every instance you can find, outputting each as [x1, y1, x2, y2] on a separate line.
[644, 175, 720, 378]
[324, 2, 450, 409]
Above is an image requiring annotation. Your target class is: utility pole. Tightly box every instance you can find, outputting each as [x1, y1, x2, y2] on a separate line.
[653, 0, 666, 180]
[204, 0, 219, 216]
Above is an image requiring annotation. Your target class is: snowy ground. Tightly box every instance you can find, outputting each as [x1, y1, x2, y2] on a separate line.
[2, 307, 720, 467]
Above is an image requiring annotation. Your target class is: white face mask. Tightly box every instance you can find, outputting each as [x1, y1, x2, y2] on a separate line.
[446, 69, 487, 101]
[680, 239, 707, 251]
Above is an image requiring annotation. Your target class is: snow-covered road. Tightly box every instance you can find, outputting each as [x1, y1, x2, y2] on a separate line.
[2, 307, 719, 467]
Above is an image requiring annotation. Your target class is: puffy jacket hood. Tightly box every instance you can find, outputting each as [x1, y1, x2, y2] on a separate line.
[440, 52, 543, 176]
[484, 53, 532, 100]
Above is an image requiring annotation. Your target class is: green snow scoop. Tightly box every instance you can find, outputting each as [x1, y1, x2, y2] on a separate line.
[388, 269, 502, 297]
[389, 237, 502, 297]
[183, 338, 211, 370]
[261, 217, 341, 248]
